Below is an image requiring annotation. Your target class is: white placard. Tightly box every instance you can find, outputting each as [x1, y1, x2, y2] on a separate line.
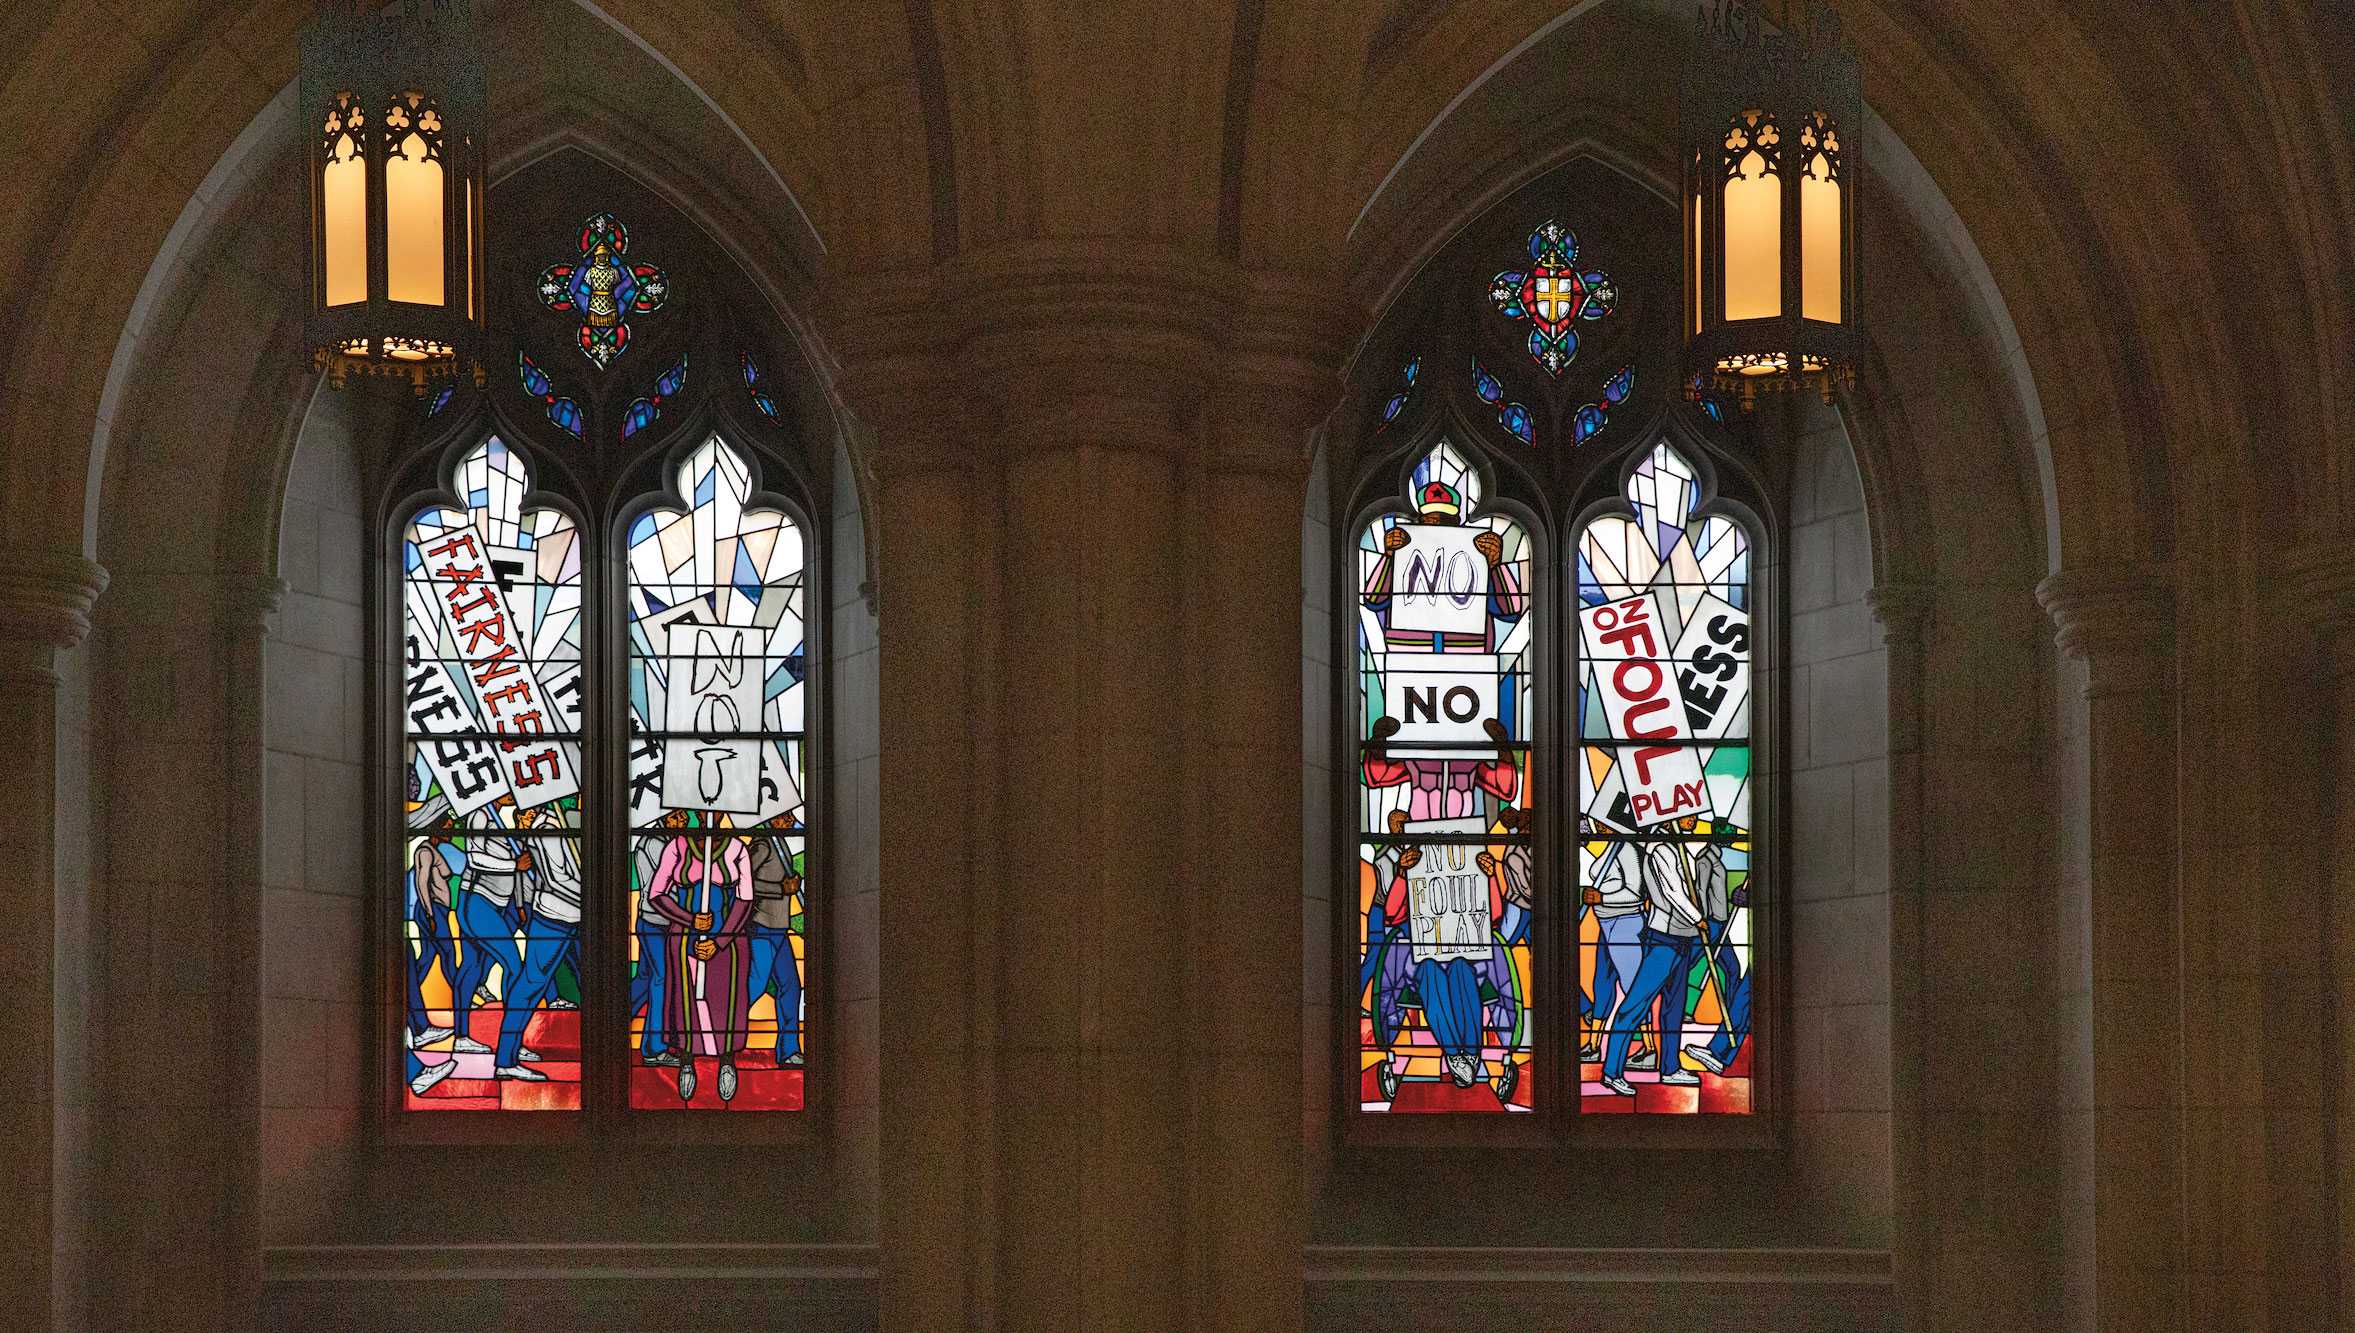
[1579, 591, 1704, 828]
[1386, 525, 1491, 637]
[1403, 817, 1491, 963]
[1381, 652, 1500, 746]
[412, 523, 580, 811]
[1671, 592, 1750, 741]
[660, 621, 764, 812]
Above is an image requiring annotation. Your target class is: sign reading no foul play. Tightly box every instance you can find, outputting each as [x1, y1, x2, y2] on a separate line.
[1579, 591, 1705, 828]
[1404, 816, 1491, 963]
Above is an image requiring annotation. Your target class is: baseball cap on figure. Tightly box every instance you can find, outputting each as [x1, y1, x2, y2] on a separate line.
[1417, 481, 1461, 517]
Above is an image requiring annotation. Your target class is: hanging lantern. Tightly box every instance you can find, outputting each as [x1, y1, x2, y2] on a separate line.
[1682, 1, 1861, 410]
[300, 1, 487, 393]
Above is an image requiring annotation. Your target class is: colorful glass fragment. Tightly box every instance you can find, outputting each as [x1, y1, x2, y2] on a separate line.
[1378, 356, 1420, 431]
[517, 351, 582, 440]
[1471, 357, 1535, 446]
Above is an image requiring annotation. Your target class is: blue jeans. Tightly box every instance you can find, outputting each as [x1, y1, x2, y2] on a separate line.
[1585, 912, 1642, 1024]
[747, 924, 804, 1060]
[406, 891, 457, 1037]
[1701, 917, 1751, 1065]
[495, 912, 577, 1067]
[631, 918, 670, 1057]
[1499, 901, 1529, 947]
[451, 891, 523, 1041]
[1413, 957, 1485, 1059]
[1357, 899, 1389, 998]
[1603, 928, 1702, 1080]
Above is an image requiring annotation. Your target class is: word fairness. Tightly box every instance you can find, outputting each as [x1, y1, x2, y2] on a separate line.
[1579, 591, 1707, 827]
[408, 525, 582, 816]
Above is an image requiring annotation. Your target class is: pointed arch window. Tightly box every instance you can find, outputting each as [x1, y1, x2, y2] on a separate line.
[1338, 159, 1772, 1128]
[382, 151, 824, 1123]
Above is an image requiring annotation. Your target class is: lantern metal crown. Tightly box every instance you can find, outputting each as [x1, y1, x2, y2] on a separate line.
[300, 0, 487, 393]
[1681, 1, 1862, 409]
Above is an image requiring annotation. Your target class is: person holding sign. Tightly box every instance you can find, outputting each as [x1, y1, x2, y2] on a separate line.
[1598, 835, 1708, 1096]
[645, 812, 757, 1103]
[1363, 481, 1525, 653]
[1361, 481, 1526, 824]
[448, 803, 550, 1080]
[1365, 812, 1521, 1105]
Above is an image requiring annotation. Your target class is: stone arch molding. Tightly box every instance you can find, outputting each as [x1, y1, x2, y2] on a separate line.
[47, 19, 868, 1330]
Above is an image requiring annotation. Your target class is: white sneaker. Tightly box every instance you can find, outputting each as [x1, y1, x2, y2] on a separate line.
[1600, 1075, 1636, 1096]
[1443, 1052, 1481, 1087]
[718, 1062, 738, 1103]
[677, 1065, 698, 1101]
[514, 1046, 542, 1063]
[494, 1065, 548, 1082]
[1684, 1044, 1727, 1075]
[409, 1026, 454, 1049]
[409, 1060, 456, 1096]
[1659, 1070, 1700, 1086]
[454, 1036, 493, 1055]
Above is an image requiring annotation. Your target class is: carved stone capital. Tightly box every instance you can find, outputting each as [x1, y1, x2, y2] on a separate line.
[2035, 564, 2175, 696]
[1865, 580, 1935, 647]
[2035, 565, 2174, 659]
[222, 574, 288, 637]
[0, 548, 109, 654]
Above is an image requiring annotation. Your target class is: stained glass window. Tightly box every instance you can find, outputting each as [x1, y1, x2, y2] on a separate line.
[624, 436, 808, 1110]
[741, 351, 780, 419]
[1576, 442, 1754, 1114]
[401, 438, 587, 1110]
[1377, 357, 1419, 431]
[1344, 175, 1766, 1127]
[1354, 440, 1535, 1113]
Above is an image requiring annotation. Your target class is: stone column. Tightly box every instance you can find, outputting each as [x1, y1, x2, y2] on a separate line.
[2037, 565, 2184, 1333]
[835, 314, 1000, 1328]
[0, 547, 106, 1332]
[2293, 548, 2355, 1330]
[216, 574, 284, 1327]
[1866, 580, 1931, 1330]
[1180, 276, 1337, 1330]
[835, 246, 1332, 1331]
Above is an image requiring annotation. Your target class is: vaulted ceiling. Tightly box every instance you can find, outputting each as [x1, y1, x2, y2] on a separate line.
[1, 0, 2346, 564]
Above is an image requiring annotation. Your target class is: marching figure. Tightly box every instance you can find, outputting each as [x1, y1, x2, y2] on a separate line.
[405, 838, 462, 1051]
[484, 807, 583, 1082]
[448, 803, 549, 1081]
[1599, 837, 1708, 1096]
[745, 833, 806, 1068]
[1682, 829, 1751, 1077]
[1364, 816, 1523, 1106]
[647, 813, 756, 1103]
